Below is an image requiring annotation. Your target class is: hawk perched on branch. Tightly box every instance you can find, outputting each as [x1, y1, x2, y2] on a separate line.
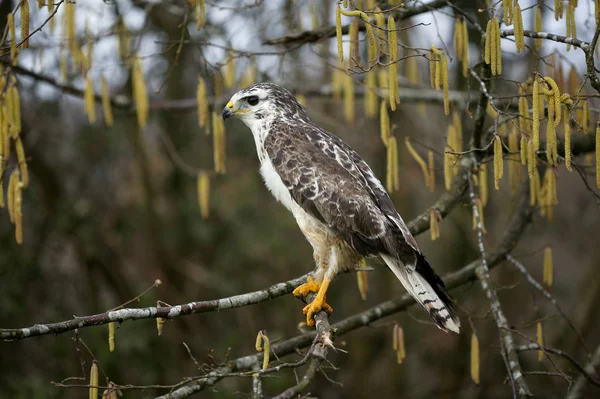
[222, 83, 460, 333]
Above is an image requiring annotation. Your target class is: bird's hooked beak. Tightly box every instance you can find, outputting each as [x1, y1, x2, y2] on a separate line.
[222, 100, 235, 120]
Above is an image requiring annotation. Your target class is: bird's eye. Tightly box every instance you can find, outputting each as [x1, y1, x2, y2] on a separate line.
[247, 96, 259, 106]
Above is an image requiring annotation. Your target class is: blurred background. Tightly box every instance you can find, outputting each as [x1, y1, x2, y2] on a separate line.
[0, 0, 599, 398]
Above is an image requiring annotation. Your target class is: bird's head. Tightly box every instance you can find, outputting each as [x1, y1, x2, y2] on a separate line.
[222, 83, 308, 129]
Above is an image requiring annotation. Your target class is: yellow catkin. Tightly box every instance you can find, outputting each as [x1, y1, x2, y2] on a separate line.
[116, 18, 130, 60]
[48, 0, 56, 33]
[479, 163, 488, 207]
[454, 18, 463, 61]
[386, 136, 395, 192]
[132, 58, 149, 128]
[546, 114, 557, 166]
[543, 247, 553, 287]
[461, 20, 469, 78]
[197, 78, 209, 133]
[514, 2, 525, 53]
[224, 52, 236, 89]
[212, 112, 226, 174]
[14, 180, 22, 244]
[198, 171, 210, 220]
[537, 321, 544, 361]
[357, 269, 368, 300]
[85, 76, 96, 124]
[195, 0, 206, 30]
[453, 111, 463, 152]
[65, 1, 76, 53]
[444, 146, 452, 191]
[261, 333, 270, 370]
[349, 19, 359, 65]
[380, 100, 390, 146]
[156, 317, 165, 336]
[11, 85, 21, 138]
[535, 6, 543, 49]
[100, 76, 113, 127]
[405, 137, 430, 189]
[89, 362, 99, 399]
[392, 324, 399, 351]
[530, 167, 537, 206]
[527, 139, 536, 179]
[442, 55, 449, 115]
[471, 333, 480, 384]
[1, 107, 9, 159]
[532, 79, 540, 152]
[520, 136, 527, 165]
[596, 124, 600, 189]
[336, 5, 343, 62]
[429, 48, 436, 89]
[388, 16, 399, 109]
[564, 106, 572, 171]
[428, 150, 435, 192]
[495, 16, 502, 75]
[15, 137, 28, 188]
[108, 322, 115, 352]
[375, 7, 386, 55]
[544, 77, 561, 126]
[519, 91, 530, 135]
[365, 73, 378, 119]
[566, 3, 576, 51]
[490, 18, 499, 75]
[343, 73, 354, 123]
[332, 67, 343, 101]
[431, 46, 442, 91]
[555, 0, 564, 21]
[485, 20, 492, 65]
[430, 209, 440, 241]
[392, 137, 399, 191]
[493, 135, 503, 190]
[8, 14, 17, 66]
[396, 325, 405, 364]
[21, 0, 30, 49]
[365, 23, 377, 63]
[255, 331, 264, 351]
[503, 0, 512, 25]
[8, 170, 19, 223]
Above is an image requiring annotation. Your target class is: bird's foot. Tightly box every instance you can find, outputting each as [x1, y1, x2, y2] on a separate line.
[292, 276, 320, 297]
[302, 297, 333, 327]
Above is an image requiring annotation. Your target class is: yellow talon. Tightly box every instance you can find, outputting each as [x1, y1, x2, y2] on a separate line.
[293, 276, 320, 297]
[300, 277, 333, 327]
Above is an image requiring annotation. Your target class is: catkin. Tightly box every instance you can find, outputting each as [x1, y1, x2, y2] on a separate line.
[428, 150, 435, 192]
[519, 88, 530, 135]
[65, 1, 76, 53]
[544, 77, 561, 126]
[485, 20, 492, 65]
[198, 171, 210, 220]
[493, 135, 503, 190]
[8, 14, 17, 66]
[532, 79, 540, 151]
[350, 19, 359, 65]
[564, 106, 572, 171]
[132, 58, 149, 128]
[196, 0, 206, 30]
[527, 139, 535, 179]
[357, 269, 368, 300]
[582, 101, 590, 134]
[471, 333, 480, 384]
[388, 16, 399, 109]
[405, 137, 430, 189]
[520, 136, 527, 165]
[479, 163, 488, 207]
[391, 136, 399, 191]
[555, 0, 564, 21]
[15, 137, 28, 188]
[429, 47, 436, 89]
[442, 55, 449, 115]
[443, 146, 452, 191]
[393, 324, 406, 364]
[85, 76, 96, 124]
[537, 321, 544, 361]
[108, 322, 115, 352]
[8, 170, 19, 223]
[430, 209, 440, 241]
[89, 362, 99, 399]
[534, 6, 543, 49]
[116, 18, 130, 60]
[566, 3, 576, 51]
[156, 317, 165, 336]
[514, 2, 525, 53]
[543, 247, 553, 287]
[343, 73, 354, 123]
[380, 100, 390, 146]
[365, 73, 378, 119]
[197, 78, 209, 133]
[386, 136, 394, 191]
[454, 18, 463, 61]
[509, 128, 519, 194]
[11, 85, 21, 138]
[21, 0, 30, 49]
[461, 19, 469, 77]
[100, 76, 113, 127]
[213, 112, 226, 174]
[336, 5, 343, 62]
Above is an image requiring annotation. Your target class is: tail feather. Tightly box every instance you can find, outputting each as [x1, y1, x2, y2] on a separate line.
[381, 253, 460, 333]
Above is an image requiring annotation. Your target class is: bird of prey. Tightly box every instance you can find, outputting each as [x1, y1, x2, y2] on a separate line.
[222, 83, 460, 333]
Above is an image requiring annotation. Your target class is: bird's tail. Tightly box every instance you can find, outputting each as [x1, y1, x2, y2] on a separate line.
[381, 252, 460, 333]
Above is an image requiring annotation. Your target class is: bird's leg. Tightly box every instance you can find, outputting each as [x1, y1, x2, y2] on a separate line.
[292, 276, 320, 297]
[302, 276, 333, 327]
